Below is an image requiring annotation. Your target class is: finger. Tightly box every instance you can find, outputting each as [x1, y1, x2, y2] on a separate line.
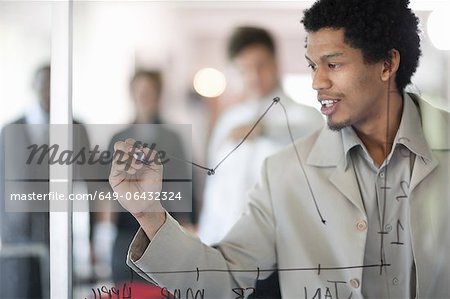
[114, 138, 143, 154]
[112, 142, 143, 167]
[114, 139, 161, 169]
[109, 164, 126, 187]
[115, 152, 145, 169]
[110, 154, 128, 180]
[112, 151, 144, 173]
[125, 138, 137, 146]
[112, 159, 128, 172]
[109, 161, 139, 185]
[109, 161, 139, 186]
[114, 138, 136, 152]
[138, 146, 161, 165]
[114, 140, 131, 152]
[125, 138, 145, 151]
[125, 167, 137, 176]
[113, 142, 134, 163]
[124, 139, 150, 166]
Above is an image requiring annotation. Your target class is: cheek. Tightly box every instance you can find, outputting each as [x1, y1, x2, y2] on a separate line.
[358, 63, 383, 85]
[340, 68, 376, 98]
[240, 69, 257, 84]
[357, 71, 386, 102]
[257, 69, 276, 88]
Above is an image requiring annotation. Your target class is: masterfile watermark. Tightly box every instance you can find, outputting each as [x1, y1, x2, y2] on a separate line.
[1, 124, 193, 212]
[10, 191, 94, 201]
[26, 141, 170, 170]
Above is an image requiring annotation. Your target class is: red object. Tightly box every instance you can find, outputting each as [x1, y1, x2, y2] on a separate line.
[87, 281, 173, 299]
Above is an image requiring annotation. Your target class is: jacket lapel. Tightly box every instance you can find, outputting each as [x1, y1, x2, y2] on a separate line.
[328, 161, 366, 215]
[409, 155, 438, 194]
[307, 128, 365, 215]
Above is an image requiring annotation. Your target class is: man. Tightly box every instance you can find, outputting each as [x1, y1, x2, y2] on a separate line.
[109, 0, 450, 297]
[0, 65, 52, 298]
[0, 65, 91, 298]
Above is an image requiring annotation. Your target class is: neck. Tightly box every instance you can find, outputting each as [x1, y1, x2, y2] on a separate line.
[248, 82, 280, 100]
[135, 114, 158, 124]
[353, 91, 404, 166]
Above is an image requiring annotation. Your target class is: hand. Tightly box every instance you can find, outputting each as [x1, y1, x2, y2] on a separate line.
[109, 138, 164, 216]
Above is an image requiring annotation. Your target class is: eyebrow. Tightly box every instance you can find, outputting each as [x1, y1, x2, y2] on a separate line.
[305, 52, 344, 63]
[322, 53, 344, 59]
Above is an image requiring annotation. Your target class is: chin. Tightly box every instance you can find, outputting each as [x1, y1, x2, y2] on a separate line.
[327, 119, 351, 132]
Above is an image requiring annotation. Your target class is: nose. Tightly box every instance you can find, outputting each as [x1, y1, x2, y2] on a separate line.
[312, 68, 331, 91]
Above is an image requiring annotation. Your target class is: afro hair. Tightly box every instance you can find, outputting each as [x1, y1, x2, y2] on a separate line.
[302, 0, 422, 92]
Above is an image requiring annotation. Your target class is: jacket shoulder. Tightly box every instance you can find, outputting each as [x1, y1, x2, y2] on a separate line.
[409, 93, 450, 150]
[265, 129, 322, 170]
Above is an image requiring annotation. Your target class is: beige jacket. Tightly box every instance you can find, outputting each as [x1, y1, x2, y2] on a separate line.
[127, 94, 450, 298]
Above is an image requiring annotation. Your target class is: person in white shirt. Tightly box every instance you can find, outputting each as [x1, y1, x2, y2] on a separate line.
[198, 27, 323, 245]
[197, 26, 323, 298]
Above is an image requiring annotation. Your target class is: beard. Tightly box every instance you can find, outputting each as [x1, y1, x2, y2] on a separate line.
[327, 117, 351, 131]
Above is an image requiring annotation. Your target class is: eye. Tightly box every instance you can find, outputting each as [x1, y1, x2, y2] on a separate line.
[307, 63, 317, 71]
[328, 63, 339, 69]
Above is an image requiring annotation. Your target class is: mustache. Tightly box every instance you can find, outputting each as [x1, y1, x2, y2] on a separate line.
[317, 93, 344, 99]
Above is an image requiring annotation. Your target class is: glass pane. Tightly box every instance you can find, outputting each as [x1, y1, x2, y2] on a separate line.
[0, 2, 52, 298]
[70, 2, 449, 299]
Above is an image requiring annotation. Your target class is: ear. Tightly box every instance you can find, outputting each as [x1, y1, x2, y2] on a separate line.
[381, 49, 400, 81]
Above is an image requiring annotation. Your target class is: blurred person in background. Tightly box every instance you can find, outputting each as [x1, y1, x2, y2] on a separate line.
[197, 26, 324, 298]
[94, 69, 193, 295]
[0, 64, 91, 298]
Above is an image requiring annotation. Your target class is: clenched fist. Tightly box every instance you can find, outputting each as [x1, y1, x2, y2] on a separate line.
[109, 138, 166, 238]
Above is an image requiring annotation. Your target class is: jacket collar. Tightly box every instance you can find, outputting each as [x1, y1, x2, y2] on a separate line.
[306, 127, 344, 167]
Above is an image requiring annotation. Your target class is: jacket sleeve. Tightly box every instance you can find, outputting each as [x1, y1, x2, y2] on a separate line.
[126, 158, 277, 297]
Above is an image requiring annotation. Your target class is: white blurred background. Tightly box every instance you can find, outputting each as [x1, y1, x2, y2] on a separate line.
[1, 1, 449, 126]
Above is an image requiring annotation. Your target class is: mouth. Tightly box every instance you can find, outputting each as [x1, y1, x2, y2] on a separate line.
[318, 98, 340, 116]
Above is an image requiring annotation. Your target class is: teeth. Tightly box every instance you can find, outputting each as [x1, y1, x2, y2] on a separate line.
[320, 99, 338, 107]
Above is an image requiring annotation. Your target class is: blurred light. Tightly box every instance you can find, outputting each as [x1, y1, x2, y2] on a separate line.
[410, 0, 449, 11]
[193, 67, 226, 98]
[427, 8, 450, 50]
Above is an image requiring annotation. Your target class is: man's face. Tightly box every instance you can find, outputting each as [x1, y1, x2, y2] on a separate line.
[34, 68, 51, 113]
[305, 28, 387, 131]
[233, 44, 279, 99]
[132, 77, 160, 121]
